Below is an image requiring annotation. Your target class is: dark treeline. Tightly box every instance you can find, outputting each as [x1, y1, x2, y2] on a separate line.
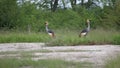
[0, 0, 120, 32]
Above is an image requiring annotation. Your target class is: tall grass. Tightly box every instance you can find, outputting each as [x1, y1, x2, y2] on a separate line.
[47, 29, 120, 46]
[0, 31, 50, 43]
[0, 58, 92, 68]
[113, 35, 120, 45]
[0, 29, 119, 45]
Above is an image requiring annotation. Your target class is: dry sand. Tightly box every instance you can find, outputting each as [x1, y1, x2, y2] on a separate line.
[0, 43, 120, 68]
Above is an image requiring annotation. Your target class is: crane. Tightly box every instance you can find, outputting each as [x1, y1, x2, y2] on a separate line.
[79, 19, 90, 37]
[45, 21, 55, 38]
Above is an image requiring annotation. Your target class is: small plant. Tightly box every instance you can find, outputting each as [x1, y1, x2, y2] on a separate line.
[113, 35, 120, 45]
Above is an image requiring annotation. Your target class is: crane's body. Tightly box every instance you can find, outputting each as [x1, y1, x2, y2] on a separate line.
[45, 21, 55, 38]
[79, 19, 90, 37]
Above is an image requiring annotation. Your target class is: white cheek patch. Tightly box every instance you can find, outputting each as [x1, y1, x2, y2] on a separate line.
[81, 33, 87, 36]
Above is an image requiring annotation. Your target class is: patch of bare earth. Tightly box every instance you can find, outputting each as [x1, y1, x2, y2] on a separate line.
[0, 43, 120, 68]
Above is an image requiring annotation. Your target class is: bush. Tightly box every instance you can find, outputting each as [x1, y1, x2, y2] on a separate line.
[113, 35, 120, 45]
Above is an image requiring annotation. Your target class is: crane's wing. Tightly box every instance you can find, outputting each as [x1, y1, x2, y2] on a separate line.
[81, 29, 87, 33]
[47, 29, 54, 33]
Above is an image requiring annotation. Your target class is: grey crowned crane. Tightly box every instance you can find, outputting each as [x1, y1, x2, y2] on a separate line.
[79, 19, 90, 37]
[45, 21, 55, 38]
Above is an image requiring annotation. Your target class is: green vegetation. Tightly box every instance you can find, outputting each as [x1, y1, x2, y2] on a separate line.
[104, 55, 120, 68]
[0, 0, 120, 45]
[0, 31, 50, 43]
[0, 1, 119, 67]
[47, 29, 120, 46]
[113, 35, 120, 45]
[0, 58, 92, 68]
[0, 0, 120, 31]
[0, 29, 119, 45]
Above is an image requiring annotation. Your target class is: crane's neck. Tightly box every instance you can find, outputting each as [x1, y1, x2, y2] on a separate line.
[87, 22, 90, 31]
[45, 25, 49, 31]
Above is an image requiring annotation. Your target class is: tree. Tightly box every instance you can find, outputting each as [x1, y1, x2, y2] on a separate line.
[81, 0, 84, 6]
[70, 0, 76, 10]
[101, 0, 120, 29]
[86, 0, 93, 8]
[0, 0, 18, 29]
[61, 0, 66, 9]
[51, 0, 59, 12]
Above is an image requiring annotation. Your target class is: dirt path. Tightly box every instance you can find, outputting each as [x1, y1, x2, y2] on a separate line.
[0, 43, 120, 68]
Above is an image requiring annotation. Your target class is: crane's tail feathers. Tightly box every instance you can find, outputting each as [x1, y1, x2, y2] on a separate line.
[52, 33, 55, 38]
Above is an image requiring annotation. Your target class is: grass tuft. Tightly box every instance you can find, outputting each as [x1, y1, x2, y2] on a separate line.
[0, 58, 92, 68]
[104, 55, 120, 68]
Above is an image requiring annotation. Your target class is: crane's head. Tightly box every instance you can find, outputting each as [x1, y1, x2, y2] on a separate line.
[86, 19, 90, 23]
[45, 21, 48, 25]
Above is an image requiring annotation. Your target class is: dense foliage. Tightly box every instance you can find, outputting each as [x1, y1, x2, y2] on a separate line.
[0, 0, 120, 32]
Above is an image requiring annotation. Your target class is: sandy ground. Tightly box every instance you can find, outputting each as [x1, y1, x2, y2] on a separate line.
[0, 43, 120, 68]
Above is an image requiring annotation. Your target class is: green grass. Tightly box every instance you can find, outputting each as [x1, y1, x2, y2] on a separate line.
[0, 29, 119, 45]
[47, 29, 120, 46]
[113, 35, 120, 45]
[0, 31, 50, 43]
[87, 29, 120, 44]
[104, 55, 120, 68]
[0, 58, 92, 68]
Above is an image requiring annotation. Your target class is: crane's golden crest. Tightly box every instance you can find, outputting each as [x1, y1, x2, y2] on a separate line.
[86, 19, 90, 23]
[45, 21, 48, 25]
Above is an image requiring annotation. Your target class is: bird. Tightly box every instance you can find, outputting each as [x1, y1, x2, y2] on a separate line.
[45, 21, 55, 38]
[79, 19, 90, 37]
